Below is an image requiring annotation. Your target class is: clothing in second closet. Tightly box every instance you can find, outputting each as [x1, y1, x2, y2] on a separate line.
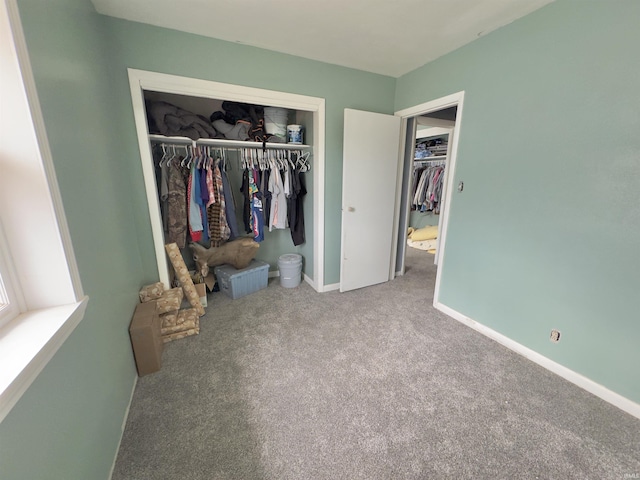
[412, 164, 445, 214]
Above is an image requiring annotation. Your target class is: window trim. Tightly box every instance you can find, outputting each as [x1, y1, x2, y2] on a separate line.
[0, 219, 24, 329]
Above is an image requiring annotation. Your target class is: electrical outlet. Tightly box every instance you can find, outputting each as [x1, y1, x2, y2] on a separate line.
[550, 329, 561, 343]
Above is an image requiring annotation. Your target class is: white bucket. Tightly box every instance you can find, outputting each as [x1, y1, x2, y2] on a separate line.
[278, 254, 303, 288]
[287, 125, 304, 144]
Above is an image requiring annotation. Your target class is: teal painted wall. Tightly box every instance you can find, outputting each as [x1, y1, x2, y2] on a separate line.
[0, 0, 143, 479]
[396, 0, 640, 403]
[410, 211, 440, 229]
[105, 17, 396, 286]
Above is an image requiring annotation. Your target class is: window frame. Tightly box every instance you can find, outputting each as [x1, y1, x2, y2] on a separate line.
[0, 219, 24, 328]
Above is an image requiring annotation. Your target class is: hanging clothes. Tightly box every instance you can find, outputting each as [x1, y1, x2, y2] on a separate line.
[207, 176, 223, 247]
[268, 160, 288, 231]
[188, 164, 204, 242]
[214, 162, 231, 243]
[250, 168, 264, 242]
[152, 140, 311, 249]
[195, 164, 209, 244]
[240, 168, 252, 234]
[206, 161, 215, 208]
[289, 167, 307, 246]
[221, 168, 240, 240]
[153, 146, 170, 237]
[166, 159, 189, 248]
[260, 168, 271, 227]
[412, 163, 445, 214]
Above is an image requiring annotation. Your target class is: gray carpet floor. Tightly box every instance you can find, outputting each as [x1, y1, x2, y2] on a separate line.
[113, 248, 640, 480]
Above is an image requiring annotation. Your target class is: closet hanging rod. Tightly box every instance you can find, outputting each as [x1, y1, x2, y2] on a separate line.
[414, 155, 446, 162]
[149, 134, 311, 151]
[414, 158, 446, 166]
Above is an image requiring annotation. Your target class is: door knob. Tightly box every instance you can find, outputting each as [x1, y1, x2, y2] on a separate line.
[348, 206, 355, 212]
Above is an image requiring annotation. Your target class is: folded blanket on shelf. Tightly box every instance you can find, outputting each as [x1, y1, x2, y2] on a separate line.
[146, 100, 218, 140]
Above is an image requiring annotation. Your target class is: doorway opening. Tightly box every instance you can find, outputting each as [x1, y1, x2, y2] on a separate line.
[392, 92, 465, 305]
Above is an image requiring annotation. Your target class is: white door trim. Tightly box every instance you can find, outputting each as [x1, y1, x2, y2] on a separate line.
[127, 69, 326, 291]
[393, 91, 465, 305]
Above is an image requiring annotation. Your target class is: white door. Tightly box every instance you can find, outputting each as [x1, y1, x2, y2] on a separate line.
[340, 109, 401, 292]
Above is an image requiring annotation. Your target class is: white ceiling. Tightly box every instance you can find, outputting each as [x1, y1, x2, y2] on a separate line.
[91, 0, 554, 78]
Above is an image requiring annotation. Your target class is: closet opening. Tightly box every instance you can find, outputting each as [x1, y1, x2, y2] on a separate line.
[128, 69, 326, 292]
[393, 92, 464, 305]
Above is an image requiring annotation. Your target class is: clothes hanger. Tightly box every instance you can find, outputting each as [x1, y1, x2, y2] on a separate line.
[194, 146, 201, 169]
[159, 144, 169, 167]
[277, 151, 284, 170]
[271, 150, 278, 170]
[204, 146, 211, 170]
[286, 151, 295, 169]
[180, 145, 189, 167]
[171, 145, 179, 166]
[297, 151, 311, 172]
[219, 148, 226, 171]
[165, 144, 176, 166]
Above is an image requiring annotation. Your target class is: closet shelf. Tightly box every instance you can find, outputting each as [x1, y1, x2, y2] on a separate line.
[414, 155, 446, 162]
[149, 134, 311, 150]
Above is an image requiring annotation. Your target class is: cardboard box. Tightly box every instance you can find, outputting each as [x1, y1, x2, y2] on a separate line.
[129, 300, 163, 376]
[194, 282, 207, 307]
[204, 273, 216, 292]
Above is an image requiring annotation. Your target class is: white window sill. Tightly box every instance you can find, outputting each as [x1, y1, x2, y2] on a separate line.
[0, 296, 88, 423]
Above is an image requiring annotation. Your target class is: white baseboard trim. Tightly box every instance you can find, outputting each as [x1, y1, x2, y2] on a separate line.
[303, 274, 316, 291]
[108, 374, 138, 480]
[270, 271, 317, 291]
[434, 301, 640, 420]
[320, 282, 340, 293]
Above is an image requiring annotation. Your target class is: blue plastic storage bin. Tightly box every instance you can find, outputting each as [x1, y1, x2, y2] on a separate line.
[214, 260, 269, 299]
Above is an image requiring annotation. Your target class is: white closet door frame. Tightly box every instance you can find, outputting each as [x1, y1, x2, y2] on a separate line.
[393, 91, 465, 306]
[127, 69, 326, 291]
